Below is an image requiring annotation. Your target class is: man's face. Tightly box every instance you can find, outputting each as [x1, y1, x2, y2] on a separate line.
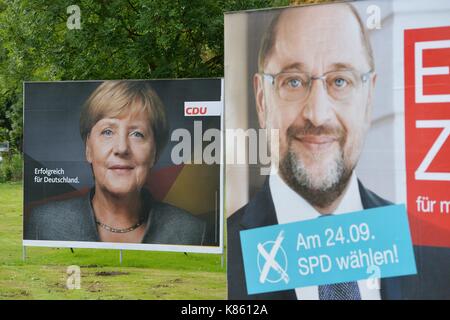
[255, 5, 376, 208]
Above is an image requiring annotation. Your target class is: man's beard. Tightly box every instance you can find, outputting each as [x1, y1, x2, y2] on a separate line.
[278, 121, 353, 209]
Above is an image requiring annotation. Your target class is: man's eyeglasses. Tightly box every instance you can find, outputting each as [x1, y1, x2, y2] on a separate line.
[261, 70, 374, 102]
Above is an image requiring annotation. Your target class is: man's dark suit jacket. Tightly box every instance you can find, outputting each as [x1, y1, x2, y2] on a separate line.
[25, 188, 207, 245]
[227, 179, 450, 299]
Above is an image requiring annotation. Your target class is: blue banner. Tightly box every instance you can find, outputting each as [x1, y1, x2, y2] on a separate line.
[240, 204, 417, 295]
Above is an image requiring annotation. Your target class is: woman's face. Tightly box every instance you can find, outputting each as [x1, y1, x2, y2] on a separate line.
[85, 108, 156, 197]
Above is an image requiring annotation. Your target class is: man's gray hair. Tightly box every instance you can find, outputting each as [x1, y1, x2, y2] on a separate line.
[257, 3, 375, 73]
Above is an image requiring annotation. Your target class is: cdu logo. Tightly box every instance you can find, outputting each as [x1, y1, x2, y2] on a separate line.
[257, 230, 289, 284]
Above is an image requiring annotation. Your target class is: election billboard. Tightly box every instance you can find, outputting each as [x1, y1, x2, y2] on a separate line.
[225, 0, 450, 299]
[23, 79, 224, 254]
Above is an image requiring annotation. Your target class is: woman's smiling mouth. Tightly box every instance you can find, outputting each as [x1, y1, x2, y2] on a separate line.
[108, 164, 135, 173]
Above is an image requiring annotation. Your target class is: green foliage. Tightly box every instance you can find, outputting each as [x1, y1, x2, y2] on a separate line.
[0, 152, 22, 182]
[0, 0, 291, 155]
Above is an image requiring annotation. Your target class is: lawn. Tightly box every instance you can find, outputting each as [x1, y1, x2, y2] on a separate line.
[0, 182, 226, 299]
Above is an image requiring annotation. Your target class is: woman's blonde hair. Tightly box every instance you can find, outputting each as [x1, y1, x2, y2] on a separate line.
[80, 80, 169, 160]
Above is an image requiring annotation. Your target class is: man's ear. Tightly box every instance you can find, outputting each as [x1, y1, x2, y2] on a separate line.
[365, 72, 377, 122]
[370, 73, 377, 95]
[254, 73, 267, 129]
[85, 137, 92, 164]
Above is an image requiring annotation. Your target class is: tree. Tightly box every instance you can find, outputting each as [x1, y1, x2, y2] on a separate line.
[0, 0, 336, 152]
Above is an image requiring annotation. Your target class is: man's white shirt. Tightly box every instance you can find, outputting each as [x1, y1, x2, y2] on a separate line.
[269, 170, 381, 300]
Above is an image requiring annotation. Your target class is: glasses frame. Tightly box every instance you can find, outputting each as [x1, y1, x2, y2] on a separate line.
[261, 69, 374, 102]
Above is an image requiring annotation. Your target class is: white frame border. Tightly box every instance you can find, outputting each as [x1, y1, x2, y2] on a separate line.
[22, 78, 225, 256]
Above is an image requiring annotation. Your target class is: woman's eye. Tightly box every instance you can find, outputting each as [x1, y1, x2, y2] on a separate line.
[131, 131, 144, 138]
[101, 129, 113, 136]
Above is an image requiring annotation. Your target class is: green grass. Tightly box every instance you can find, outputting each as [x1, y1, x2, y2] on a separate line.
[0, 182, 226, 299]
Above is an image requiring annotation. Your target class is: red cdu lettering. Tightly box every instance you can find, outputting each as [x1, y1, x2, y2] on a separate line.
[186, 107, 207, 115]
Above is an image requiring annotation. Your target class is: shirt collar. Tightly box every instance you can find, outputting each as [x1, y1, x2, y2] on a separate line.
[269, 169, 363, 224]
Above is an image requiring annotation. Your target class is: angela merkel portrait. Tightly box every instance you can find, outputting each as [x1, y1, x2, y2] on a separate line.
[25, 80, 207, 245]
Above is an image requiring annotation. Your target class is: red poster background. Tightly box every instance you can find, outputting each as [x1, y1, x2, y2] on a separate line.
[404, 26, 450, 247]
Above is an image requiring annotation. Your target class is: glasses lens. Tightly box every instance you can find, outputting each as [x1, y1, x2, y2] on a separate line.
[325, 71, 359, 101]
[276, 73, 310, 102]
